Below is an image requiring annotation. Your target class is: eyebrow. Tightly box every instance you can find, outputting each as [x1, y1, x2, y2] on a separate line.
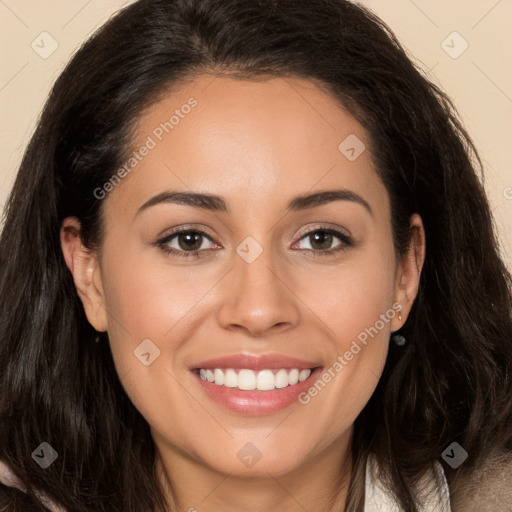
[135, 188, 373, 217]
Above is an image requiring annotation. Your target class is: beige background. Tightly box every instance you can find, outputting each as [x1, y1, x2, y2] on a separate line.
[1, 0, 511, 269]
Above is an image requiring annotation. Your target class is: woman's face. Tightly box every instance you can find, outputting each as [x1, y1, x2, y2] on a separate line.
[62, 74, 424, 479]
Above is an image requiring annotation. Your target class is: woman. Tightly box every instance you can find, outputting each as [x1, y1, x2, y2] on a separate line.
[0, 0, 511, 510]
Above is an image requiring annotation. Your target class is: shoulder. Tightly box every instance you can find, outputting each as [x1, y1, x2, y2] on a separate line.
[0, 460, 67, 512]
[0, 460, 25, 494]
[448, 450, 512, 512]
[0, 484, 40, 511]
[365, 454, 451, 511]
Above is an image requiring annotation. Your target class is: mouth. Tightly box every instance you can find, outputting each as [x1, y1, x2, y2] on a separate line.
[190, 354, 322, 415]
[195, 367, 314, 391]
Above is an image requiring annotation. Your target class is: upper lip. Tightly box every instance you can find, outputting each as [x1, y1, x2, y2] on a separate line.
[192, 353, 320, 371]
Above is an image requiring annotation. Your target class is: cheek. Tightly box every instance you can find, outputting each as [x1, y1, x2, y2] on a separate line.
[293, 246, 397, 428]
[97, 245, 224, 425]
[299, 243, 397, 339]
[101, 244, 217, 345]
[98, 265, 196, 432]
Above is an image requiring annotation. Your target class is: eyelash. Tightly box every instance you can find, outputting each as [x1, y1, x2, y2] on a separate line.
[155, 225, 353, 259]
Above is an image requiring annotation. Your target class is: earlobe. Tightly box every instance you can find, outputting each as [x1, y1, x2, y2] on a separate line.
[60, 217, 108, 332]
[391, 213, 426, 331]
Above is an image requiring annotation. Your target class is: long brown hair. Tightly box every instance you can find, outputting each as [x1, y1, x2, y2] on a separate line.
[1, 1, 511, 510]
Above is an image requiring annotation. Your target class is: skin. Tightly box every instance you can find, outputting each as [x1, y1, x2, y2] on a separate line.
[60, 75, 425, 512]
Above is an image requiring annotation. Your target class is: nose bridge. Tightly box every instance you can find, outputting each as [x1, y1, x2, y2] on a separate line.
[216, 233, 299, 335]
[237, 235, 279, 292]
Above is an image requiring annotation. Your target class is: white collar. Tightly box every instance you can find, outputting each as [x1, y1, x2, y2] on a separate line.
[364, 454, 452, 511]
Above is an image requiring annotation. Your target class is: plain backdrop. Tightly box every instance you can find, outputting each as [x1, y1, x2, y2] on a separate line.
[0, 0, 511, 269]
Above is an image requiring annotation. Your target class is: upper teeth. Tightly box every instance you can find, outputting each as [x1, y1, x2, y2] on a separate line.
[199, 368, 312, 391]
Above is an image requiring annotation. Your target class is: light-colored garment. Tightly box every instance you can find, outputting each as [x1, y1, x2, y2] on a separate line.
[0, 458, 66, 512]
[1, 455, 451, 511]
[364, 453, 452, 511]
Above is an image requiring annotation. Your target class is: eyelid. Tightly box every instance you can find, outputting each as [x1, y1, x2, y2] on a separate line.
[291, 224, 353, 254]
[294, 223, 352, 241]
[157, 224, 217, 242]
[157, 224, 351, 245]
[154, 225, 220, 259]
[155, 223, 353, 259]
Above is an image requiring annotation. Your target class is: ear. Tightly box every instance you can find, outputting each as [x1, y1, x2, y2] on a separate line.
[391, 213, 426, 331]
[60, 217, 108, 332]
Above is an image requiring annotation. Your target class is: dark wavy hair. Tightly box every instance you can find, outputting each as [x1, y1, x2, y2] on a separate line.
[1, 0, 511, 510]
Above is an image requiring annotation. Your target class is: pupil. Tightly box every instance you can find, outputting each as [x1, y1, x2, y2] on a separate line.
[179, 232, 202, 251]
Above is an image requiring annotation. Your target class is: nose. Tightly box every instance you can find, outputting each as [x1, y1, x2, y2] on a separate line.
[216, 241, 300, 337]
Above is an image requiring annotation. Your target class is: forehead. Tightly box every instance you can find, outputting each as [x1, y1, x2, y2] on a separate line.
[105, 74, 388, 219]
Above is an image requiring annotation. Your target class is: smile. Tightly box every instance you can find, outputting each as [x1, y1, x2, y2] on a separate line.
[198, 367, 312, 391]
[191, 353, 322, 415]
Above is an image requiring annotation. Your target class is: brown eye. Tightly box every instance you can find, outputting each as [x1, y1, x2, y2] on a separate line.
[176, 231, 204, 251]
[308, 231, 334, 251]
[157, 229, 218, 259]
[294, 227, 352, 256]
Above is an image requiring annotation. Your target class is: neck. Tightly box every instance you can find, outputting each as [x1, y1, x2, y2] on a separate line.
[154, 430, 353, 512]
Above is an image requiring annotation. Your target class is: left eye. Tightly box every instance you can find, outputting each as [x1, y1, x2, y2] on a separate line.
[158, 230, 217, 256]
[294, 228, 351, 252]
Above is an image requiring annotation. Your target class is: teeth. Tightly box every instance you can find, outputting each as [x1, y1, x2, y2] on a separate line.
[198, 368, 312, 391]
[214, 369, 224, 385]
[289, 369, 299, 385]
[275, 369, 289, 388]
[224, 369, 238, 387]
[257, 370, 275, 391]
[298, 369, 311, 382]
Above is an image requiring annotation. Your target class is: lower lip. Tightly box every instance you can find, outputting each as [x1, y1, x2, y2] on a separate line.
[193, 368, 322, 415]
